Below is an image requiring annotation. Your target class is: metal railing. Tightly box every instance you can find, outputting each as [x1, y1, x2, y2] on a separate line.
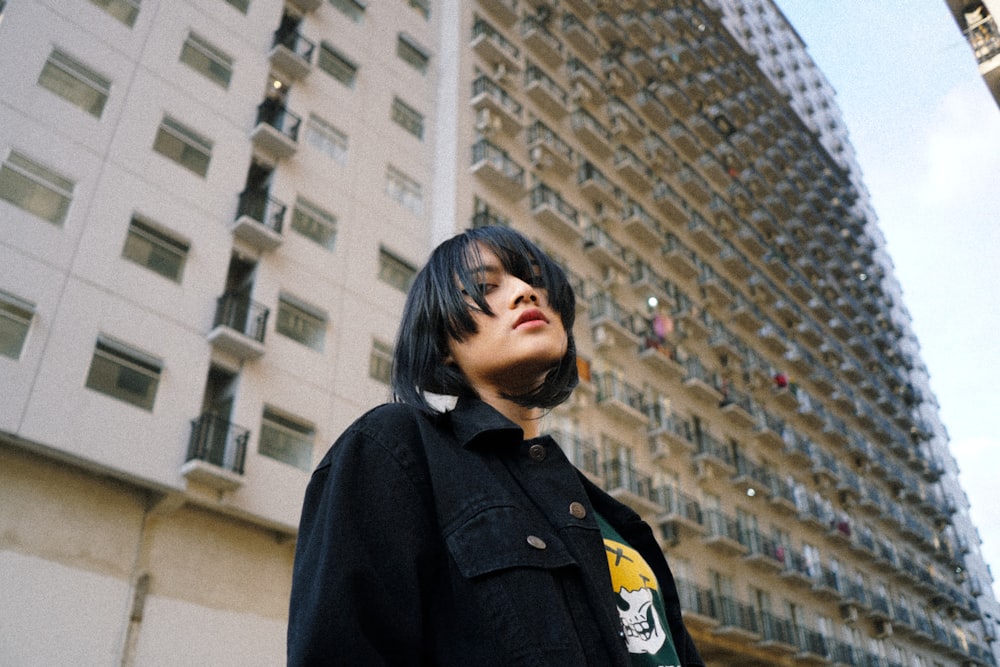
[186, 413, 249, 474]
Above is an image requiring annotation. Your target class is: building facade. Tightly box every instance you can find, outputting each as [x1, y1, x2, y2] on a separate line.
[0, 0, 997, 665]
[945, 0, 1000, 106]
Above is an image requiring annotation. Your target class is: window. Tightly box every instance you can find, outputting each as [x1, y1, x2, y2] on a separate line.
[378, 248, 416, 293]
[259, 406, 314, 471]
[179, 32, 233, 88]
[303, 114, 348, 164]
[122, 216, 189, 282]
[88, 0, 140, 27]
[152, 116, 213, 177]
[406, 0, 430, 19]
[85, 336, 162, 410]
[397, 34, 430, 74]
[37, 49, 111, 118]
[291, 197, 337, 249]
[391, 97, 424, 139]
[385, 165, 422, 215]
[223, 0, 249, 13]
[0, 290, 34, 360]
[0, 151, 74, 225]
[369, 339, 393, 384]
[276, 295, 326, 350]
[329, 0, 365, 22]
[318, 43, 357, 87]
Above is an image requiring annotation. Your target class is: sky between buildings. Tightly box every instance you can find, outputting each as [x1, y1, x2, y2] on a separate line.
[776, 0, 1000, 596]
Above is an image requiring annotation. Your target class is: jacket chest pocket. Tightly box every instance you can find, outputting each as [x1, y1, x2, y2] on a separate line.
[445, 505, 589, 663]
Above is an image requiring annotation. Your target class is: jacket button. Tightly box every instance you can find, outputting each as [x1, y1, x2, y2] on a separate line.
[569, 502, 587, 519]
[527, 444, 547, 461]
[526, 535, 547, 550]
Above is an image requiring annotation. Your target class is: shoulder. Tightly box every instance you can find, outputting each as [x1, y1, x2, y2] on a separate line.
[318, 402, 447, 471]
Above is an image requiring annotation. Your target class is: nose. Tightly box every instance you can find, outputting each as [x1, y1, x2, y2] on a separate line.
[510, 276, 539, 307]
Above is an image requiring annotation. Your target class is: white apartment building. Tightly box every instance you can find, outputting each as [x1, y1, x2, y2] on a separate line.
[1, 0, 997, 665]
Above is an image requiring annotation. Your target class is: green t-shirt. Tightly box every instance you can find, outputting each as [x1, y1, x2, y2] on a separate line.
[596, 513, 681, 667]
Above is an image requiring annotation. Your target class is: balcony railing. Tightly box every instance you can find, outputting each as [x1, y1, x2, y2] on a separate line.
[270, 25, 316, 80]
[964, 13, 1000, 64]
[251, 99, 301, 158]
[212, 290, 270, 347]
[186, 412, 249, 474]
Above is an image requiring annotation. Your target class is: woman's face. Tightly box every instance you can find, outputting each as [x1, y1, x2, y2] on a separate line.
[446, 244, 568, 400]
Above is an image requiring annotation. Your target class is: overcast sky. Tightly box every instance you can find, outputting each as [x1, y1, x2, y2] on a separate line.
[774, 1, 1000, 595]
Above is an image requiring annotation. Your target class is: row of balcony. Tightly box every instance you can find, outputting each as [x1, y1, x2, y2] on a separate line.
[676, 579, 993, 667]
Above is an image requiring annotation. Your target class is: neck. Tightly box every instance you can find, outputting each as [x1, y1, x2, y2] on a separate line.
[477, 390, 544, 439]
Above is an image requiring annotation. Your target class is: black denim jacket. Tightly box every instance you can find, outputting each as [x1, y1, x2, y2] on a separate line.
[288, 398, 704, 666]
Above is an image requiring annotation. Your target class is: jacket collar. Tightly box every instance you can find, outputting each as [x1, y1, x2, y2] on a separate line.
[448, 396, 524, 449]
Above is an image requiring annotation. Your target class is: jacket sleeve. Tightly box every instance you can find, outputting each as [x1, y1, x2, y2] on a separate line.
[287, 413, 439, 666]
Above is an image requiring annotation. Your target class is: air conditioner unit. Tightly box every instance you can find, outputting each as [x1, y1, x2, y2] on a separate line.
[873, 619, 892, 638]
[839, 604, 858, 624]
[475, 108, 501, 135]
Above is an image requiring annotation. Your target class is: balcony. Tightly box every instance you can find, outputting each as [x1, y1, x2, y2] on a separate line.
[654, 80, 694, 118]
[232, 189, 286, 251]
[524, 62, 568, 117]
[624, 47, 657, 81]
[570, 108, 613, 157]
[583, 223, 628, 274]
[566, 57, 605, 104]
[471, 17, 522, 74]
[181, 413, 249, 491]
[527, 120, 574, 175]
[964, 10, 1000, 66]
[667, 121, 700, 160]
[521, 14, 564, 68]
[651, 180, 687, 224]
[269, 26, 315, 80]
[604, 459, 660, 514]
[250, 99, 301, 160]
[702, 509, 746, 555]
[577, 161, 619, 210]
[635, 89, 670, 127]
[621, 200, 660, 245]
[742, 530, 786, 573]
[471, 139, 526, 199]
[593, 11, 625, 43]
[601, 54, 639, 96]
[662, 233, 698, 280]
[621, 11, 656, 47]
[590, 293, 641, 351]
[681, 356, 722, 405]
[687, 212, 721, 255]
[656, 486, 703, 537]
[593, 372, 648, 427]
[608, 96, 645, 142]
[207, 291, 269, 360]
[561, 13, 602, 61]
[471, 74, 523, 133]
[529, 182, 581, 240]
[479, 0, 518, 26]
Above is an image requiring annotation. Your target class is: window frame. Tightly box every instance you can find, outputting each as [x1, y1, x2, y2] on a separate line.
[84, 335, 163, 410]
[290, 196, 337, 249]
[0, 150, 75, 225]
[368, 339, 394, 385]
[396, 33, 430, 74]
[276, 294, 327, 351]
[318, 43, 358, 87]
[391, 96, 425, 140]
[88, 0, 141, 27]
[303, 114, 348, 164]
[179, 31, 234, 89]
[152, 115, 213, 177]
[329, 0, 365, 22]
[259, 405, 315, 471]
[37, 48, 111, 118]
[0, 290, 35, 361]
[384, 165, 423, 216]
[377, 247, 417, 293]
[121, 215, 190, 282]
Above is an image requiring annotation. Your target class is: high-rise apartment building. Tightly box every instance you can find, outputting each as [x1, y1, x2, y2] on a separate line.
[1, 0, 997, 665]
[945, 0, 1000, 106]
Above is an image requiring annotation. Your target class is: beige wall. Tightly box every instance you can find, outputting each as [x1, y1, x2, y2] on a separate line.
[0, 441, 293, 667]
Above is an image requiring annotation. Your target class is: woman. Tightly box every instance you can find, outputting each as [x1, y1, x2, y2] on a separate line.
[287, 226, 703, 666]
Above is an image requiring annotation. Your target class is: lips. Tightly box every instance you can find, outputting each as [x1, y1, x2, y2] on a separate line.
[514, 308, 549, 329]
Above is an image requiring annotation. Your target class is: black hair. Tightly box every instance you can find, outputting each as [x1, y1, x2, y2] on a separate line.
[392, 225, 578, 412]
